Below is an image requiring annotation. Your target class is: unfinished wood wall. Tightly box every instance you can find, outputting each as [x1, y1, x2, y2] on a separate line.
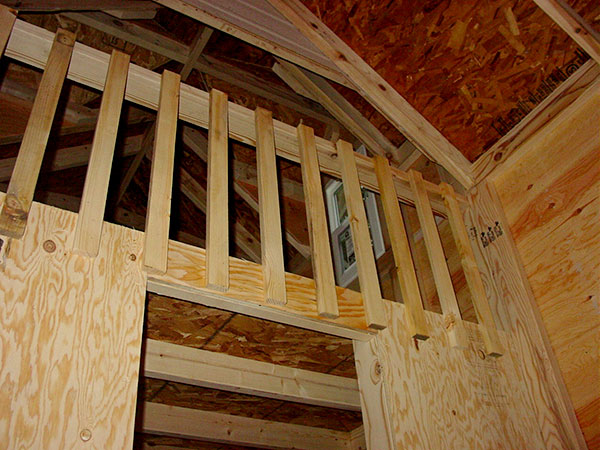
[492, 81, 599, 448]
[0, 194, 147, 448]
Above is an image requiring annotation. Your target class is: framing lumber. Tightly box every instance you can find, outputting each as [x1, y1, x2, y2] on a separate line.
[276, 59, 412, 166]
[0, 28, 75, 238]
[255, 107, 287, 304]
[472, 60, 600, 183]
[0, 5, 15, 55]
[144, 71, 180, 274]
[73, 50, 129, 257]
[266, 0, 474, 189]
[297, 124, 339, 318]
[140, 401, 350, 450]
[180, 25, 213, 81]
[205, 89, 229, 291]
[152, 0, 352, 88]
[337, 140, 386, 330]
[408, 170, 468, 349]
[440, 182, 502, 357]
[1, 0, 157, 11]
[4, 19, 462, 214]
[374, 156, 428, 340]
[533, 0, 600, 64]
[143, 339, 360, 410]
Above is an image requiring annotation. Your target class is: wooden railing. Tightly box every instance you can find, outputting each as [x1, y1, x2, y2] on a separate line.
[0, 22, 503, 357]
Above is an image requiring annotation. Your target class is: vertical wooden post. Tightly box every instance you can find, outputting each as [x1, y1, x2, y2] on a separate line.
[255, 107, 287, 305]
[144, 70, 180, 274]
[73, 50, 130, 257]
[440, 182, 503, 356]
[205, 89, 229, 291]
[297, 124, 339, 318]
[337, 140, 386, 330]
[408, 170, 468, 349]
[0, 28, 75, 238]
[374, 156, 428, 340]
[0, 5, 16, 55]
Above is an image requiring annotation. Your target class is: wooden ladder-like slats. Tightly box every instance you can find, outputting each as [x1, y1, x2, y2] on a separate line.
[144, 70, 180, 274]
[337, 140, 387, 330]
[73, 50, 130, 257]
[255, 107, 287, 305]
[0, 28, 75, 238]
[297, 124, 339, 319]
[408, 169, 468, 349]
[205, 89, 229, 291]
[374, 156, 428, 340]
[440, 183, 503, 356]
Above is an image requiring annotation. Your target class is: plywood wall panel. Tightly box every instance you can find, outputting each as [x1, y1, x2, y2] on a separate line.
[0, 194, 147, 449]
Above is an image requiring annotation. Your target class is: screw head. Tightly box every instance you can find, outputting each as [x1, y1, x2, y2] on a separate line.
[80, 428, 92, 442]
[129, 253, 137, 261]
[43, 240, 56, 253]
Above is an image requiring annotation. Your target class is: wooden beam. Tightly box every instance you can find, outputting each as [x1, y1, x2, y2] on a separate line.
[533, 0, 600, 64]
[104, 7, 158, 20]
[374, 156, 428, 340]
[408, 170, 468, 349]
[144, 339, 360, 410]
[472, 60, 600, 183]
[0, 28, 75, 238]
[180, 26, 213, 81]
[140, 401, 350, 450]
[255, 107, 287, 305]
[144, 71, 180, 274]
[0, 5, 16, 56]
[4, 19, 462, 215]
[73, 50, 129, 257]
[440, 182, 502, 356]
[205, 89, 229, 291]
[297, 124, 338, 318]
[276, 60, 412, 166]
[337, 140, 386, 330]
[266, 0, 474, 189]
[1, 0, 158, 11]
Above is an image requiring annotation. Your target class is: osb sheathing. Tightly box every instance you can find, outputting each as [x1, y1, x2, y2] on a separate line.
[301, 0, 600, 161]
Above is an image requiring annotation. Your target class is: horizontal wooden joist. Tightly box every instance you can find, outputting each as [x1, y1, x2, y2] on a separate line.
[143, 339, 361, 410]
[0, 0, 158, 11]
[140, 401, 354, 450]
[4, 19, 463, 215]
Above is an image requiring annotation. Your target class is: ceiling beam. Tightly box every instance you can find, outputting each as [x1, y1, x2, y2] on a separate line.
[140, 401, 351, 450]
[143, 338, 360, 410]
[0, 0, 158, 11]
[533, 0, 600, 64]
[180, 25, 213, 81]
[266, 0, 474, 189]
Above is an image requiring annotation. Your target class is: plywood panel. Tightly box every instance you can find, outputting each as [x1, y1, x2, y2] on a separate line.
[0, 193, 147, 448]
[493, 82, 599, 448]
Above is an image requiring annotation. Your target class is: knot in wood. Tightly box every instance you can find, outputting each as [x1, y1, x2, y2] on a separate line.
[370, 360, 382, 384]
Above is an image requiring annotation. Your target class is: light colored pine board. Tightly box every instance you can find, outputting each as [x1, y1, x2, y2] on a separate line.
[255, 107, 287, 305]
[0, 5, 16, 55]
[337, 139, 387, 330]
[440, 182, 502, 357]
[374, 156, 428, 340]
[0, 28, 75, 238]
[408, 169, 468, 349]
[144, 339, 360, 410]
[533, 0, 600, 64]
[266, 0, 474, 189]
[0, 193, 146, 449]
[144, 70, 180, 274]
[4, 19, 461, 216]
[297, 124, 339, 318]
[140, 401, 350, 449]
[205, 88, 229, 290]
[73, 50, 130, 257]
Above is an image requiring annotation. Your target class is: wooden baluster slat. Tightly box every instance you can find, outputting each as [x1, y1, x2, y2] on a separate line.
[73, 50, 130, 256]
[0, 28, 75, 238]
[374, 156, 429, 339]
[255, 108, 287, 305]
[440, 182, 503, 356]
[144, 70, 180, 274]
[205, 89, 229, 291]
[337, 140, 387, 330]
[297, 124, 339, 318]
[408, 169, 468, 348]
[0, 5, 16, 55]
